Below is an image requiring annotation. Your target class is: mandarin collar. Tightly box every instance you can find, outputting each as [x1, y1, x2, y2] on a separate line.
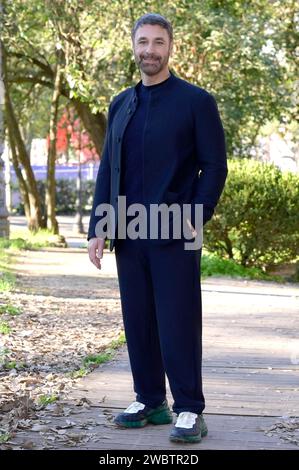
[131, 69, 177, 103]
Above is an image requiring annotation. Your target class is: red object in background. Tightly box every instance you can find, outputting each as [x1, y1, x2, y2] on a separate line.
[46, 107, 100, 164]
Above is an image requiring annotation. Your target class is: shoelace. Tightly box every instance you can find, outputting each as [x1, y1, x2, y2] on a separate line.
[124, 401, 145, 414]
[175, 411, 198, 428]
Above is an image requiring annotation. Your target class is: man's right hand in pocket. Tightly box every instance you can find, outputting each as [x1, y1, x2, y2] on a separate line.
[88, 237, 105, 270]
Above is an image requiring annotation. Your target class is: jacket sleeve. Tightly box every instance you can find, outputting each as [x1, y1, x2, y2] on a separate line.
[191, 91, 228, 227]
[87, 102, 113, 241]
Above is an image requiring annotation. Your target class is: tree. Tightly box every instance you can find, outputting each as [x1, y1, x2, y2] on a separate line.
[54, 106, 99, 163]
[45, 45, 63, 234]
[3, 44, 44, 231]
[1, 0, 297, 233]
[0, 0, 9, 237]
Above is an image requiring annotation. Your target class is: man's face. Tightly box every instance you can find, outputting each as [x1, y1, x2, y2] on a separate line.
[132, 24, 173, 76]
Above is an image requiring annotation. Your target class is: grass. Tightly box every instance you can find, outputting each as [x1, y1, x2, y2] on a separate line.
[3, 361, 26, 370]
[0, 321, 11, 335]
[0, 237, 32, 250]
[0, 237, 38, 293]
[0, 304, 22, 316]
[0, 348, 26, 370]
[0, 433, 11, 444]
[83, 332, 126, 368]
[70, 367, 89, 379]
[0, 271, 16, 293]
[0, 347, 10, 358]
[83, 352, 114, 368]
[0, 230, 66, 293]
[201, 250, 284, 282]
[0, 244, 16, 293]
[5, 228, 67, 249]
[69, 332, 127, 378]
[38, 394, 59, 406]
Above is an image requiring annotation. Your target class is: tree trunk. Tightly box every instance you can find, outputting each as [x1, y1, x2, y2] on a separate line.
[73, 99, 106, 157]
[45, 50, 62, 234]
[3, 45, 44, 231]
[7, 127, 31, 221]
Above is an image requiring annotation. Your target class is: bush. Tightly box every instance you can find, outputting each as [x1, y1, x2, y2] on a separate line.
[204, 158, 299, 268]
[13, 179, 95, 216]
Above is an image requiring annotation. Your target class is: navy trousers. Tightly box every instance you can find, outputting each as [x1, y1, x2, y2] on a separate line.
[114, 232, 205, 416]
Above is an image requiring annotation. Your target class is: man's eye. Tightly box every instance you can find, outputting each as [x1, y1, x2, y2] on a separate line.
[138, 41, 164, 45]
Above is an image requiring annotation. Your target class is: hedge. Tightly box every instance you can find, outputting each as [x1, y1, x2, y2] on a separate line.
[204, 158, 299, 268]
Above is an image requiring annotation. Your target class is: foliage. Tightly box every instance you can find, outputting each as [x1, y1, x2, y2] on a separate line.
[201, 250, 284, 281]
[204, 158, 299, 268]
[2, 0, 297, 157]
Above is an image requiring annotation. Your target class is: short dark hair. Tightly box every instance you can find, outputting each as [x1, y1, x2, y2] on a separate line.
[131, 13, 173, 42]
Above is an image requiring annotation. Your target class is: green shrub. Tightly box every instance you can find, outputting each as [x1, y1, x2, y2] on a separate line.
[204, 158, 299, 268]
[13, 179, 95, 215]
[201, 251, 283, 281]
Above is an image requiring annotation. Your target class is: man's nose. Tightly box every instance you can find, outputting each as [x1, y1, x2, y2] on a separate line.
[145, 42, 156, 54]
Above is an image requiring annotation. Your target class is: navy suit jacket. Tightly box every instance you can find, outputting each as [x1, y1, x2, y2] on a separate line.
[87, 70, 228, 251]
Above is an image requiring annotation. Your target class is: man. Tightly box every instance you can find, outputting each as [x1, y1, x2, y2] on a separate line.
[88, 13, 228, 444]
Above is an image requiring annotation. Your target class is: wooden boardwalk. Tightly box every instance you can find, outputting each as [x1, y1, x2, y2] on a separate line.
[67, 278, 299, 450]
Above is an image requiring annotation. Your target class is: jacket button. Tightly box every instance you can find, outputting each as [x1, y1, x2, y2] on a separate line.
[127, 108, 132, 114]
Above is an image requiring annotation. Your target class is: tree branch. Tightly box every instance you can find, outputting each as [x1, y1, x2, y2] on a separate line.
[9, 51, 53, 77]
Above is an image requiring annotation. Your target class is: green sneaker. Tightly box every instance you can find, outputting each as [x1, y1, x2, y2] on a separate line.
[114, 400, 173, 428]
[169, 412, 208, 443]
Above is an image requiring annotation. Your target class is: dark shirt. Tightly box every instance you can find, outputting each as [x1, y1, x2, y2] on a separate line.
[119, 74, 172, 212]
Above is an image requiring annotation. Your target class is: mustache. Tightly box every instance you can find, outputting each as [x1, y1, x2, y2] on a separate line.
[140, 55, 160, 61]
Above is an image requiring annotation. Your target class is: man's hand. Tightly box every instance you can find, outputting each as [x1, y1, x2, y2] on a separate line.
[88, 237, 105, 270]
[186, 218, 197, 238]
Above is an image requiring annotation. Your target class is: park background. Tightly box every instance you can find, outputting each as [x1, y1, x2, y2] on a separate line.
[0, 0, 298, 450]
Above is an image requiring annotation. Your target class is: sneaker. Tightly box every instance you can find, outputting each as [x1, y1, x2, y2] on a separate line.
[169, 412, 208, 443]
[114, 400, 173, 428]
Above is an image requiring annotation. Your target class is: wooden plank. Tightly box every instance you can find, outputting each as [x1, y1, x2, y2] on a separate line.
[70, 347, 299, 417]
[6, 408, 298, 450]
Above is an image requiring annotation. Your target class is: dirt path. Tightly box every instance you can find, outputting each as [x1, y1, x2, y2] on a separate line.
[0, 247, 124, 448]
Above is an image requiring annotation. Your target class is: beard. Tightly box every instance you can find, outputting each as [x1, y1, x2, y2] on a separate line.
[134, 50, 170, 77]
